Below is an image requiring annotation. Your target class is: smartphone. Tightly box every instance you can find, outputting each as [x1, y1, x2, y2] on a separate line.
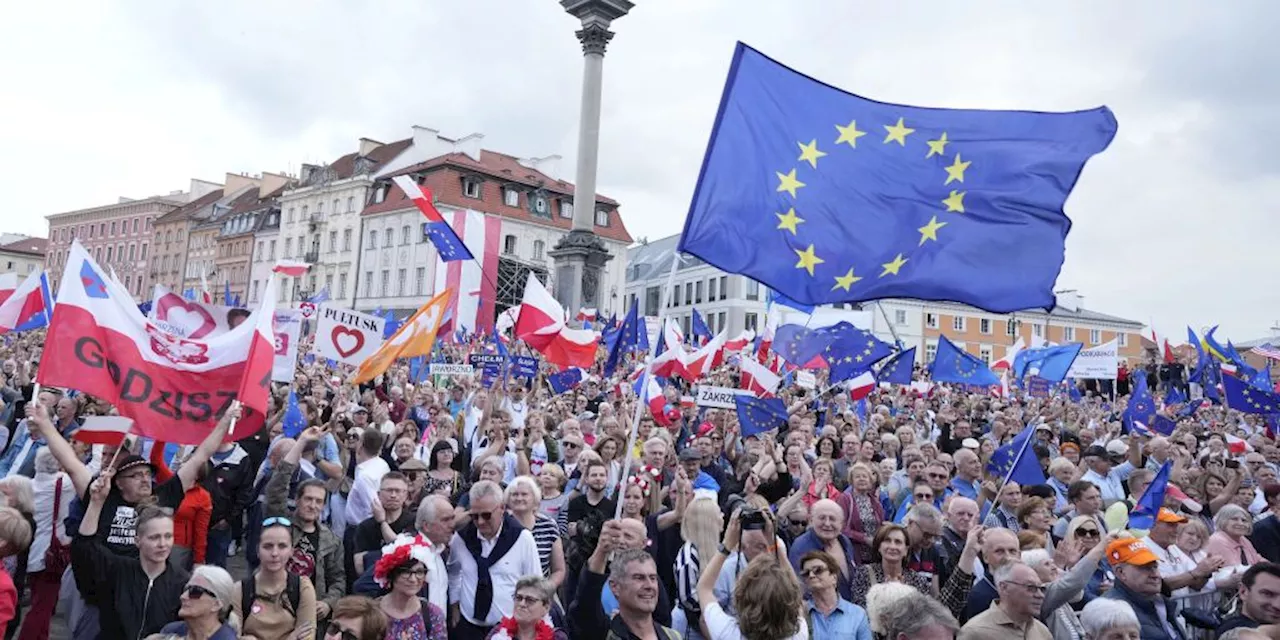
[1225, 459, 1241, 469]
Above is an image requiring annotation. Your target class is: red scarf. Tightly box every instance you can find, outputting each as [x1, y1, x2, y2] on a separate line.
[496, 616, 554, 640]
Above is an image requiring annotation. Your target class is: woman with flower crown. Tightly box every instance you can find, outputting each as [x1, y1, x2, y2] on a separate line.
[373, 535, 447, 640]
[482, 576, 567, 640]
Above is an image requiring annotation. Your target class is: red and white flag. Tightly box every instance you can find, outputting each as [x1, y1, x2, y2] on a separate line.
[683, 329, 727, 380]
[73, 416, 134, 446]
[848, 370, 876, 401]
[433, 209, 501, 333]
[0, 271, 51, 334]
[991, 338, 1025, 372]
[739, 352, 781, 397]
[513, 273, 598, 369]
[1226, 433, 1253, 455]
[40, 241, 277, 444]
[724, 329, 755, 352]
[272, 260, 312, 278]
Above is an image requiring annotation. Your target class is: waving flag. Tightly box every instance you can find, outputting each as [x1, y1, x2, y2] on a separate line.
[678, 43, 1116, 312]
[1188, 327, 1208, 384]
[272, 260, 312, 278]
[824, 322, 892, 383]
[281, 390, 307, 438]
[725, 329, 755, 352]
[0, 271, 52, 334]
[847, 370, 876, 401]
[1123, 369, 1157, 433]
[513, 274, 598, 369]
[683, 329, 728, 379]
[354, 290, 451, 385]
[1013, 343, 1083, 382]
[1128, 461, 1170, 529]
[1223, 374, 1280, 414]
[41, 241, 275, 443]
[392, 175, 474, 263]
[930, 336, 1000, 386]
[734, 395, 789, 439]
[1164, 385, 1187, 406]
[691, 308, 712, 345]
[991, 337, 1025, 372]
[604, 305, 648, 376]
[876, 347, 915, 385]
[774, 323, 834, 367]
[986, 424, 1046, 486]
[739, 351, 781, 397]
[548, 368, 585, 394]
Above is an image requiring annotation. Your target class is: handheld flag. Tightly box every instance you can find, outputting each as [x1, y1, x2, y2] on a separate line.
[678, 43, 1117, 312]
[1123, 369, 1157, 432]
[0, 271, 52, 334]
[823, 323, 892, 382]
[930, 336, 1000, 386]
[1223, 374, 1280, 414]
[281, 390, 306, 438]
[691, 308, 712, 345]
[392, 175, 474, 262]
[875, 347, 916, 385]
[604, 305, 647, 376]
[513, 274, 598, 369]
[1128, 461, 1170, 529]
[739, 352, 781, 397]
[734, 394, 789, 439]
[353, 290, 451, 384]
[548, 368, 585, 394]
[1013, 343, 1083, 382]
[987, 423, 1047, 486]
[272, 260, 312, 278]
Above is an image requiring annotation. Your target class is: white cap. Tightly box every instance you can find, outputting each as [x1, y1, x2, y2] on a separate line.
[1105, 440, 1129, 456]
[962, 438, 980, 450]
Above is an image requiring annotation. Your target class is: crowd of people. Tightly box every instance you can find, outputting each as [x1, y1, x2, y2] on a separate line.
[0, 327, 1276, 640]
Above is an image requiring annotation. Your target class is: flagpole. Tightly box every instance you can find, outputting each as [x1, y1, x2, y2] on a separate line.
[30, 270, 54, 402]
[615, 242, 682, 520]
[991, 423, 1038, 509]
[875, 302, 904, 348]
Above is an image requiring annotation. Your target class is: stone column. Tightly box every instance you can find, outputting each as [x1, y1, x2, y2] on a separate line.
[549, 0, 632, 315]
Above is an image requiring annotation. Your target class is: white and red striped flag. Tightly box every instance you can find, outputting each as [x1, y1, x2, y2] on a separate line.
[432, 209, 500, 334]
[40, 241, 276, 444]
[272, 260, 312, 278]
[513, 273, 598, 369]
[739, 351, 781, 397]
[73, 416, 134, 446]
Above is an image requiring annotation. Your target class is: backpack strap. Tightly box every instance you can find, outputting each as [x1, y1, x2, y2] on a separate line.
[286, 573, 302, 616]
[241, 575, 256, 619]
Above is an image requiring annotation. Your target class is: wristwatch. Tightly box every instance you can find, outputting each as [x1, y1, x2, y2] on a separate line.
[718, 544, 733, 556]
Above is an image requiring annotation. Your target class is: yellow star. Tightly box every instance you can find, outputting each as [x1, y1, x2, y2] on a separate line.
[880, 253, 908, 277]
[832, 267, 862, 291]
[883, 118, 915, 146]
[917, 215, 947, 245]
[835, 120, 867, 148]
[794, 244, 824, 276]
[944, 154, 971, 185]
[775, 208, 805, 235]
[942, 190, 966, 213]
[776, 169, 805, 198]
[926, 132, 949, 158]
[797, 140, 827, 169]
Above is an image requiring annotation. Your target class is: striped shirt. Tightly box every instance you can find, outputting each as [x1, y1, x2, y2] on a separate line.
[674, 541, 702, 615]
[529, 514, 560, 578]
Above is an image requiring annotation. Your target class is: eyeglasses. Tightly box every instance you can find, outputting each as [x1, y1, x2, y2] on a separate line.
[513, 593, 547, 606]
[1076, 528, 1100, 538]
[325, 626, 360, 640]
[789, 519, 807, 527]
[564, 442, 581, 449]
[183, 585, 216, 600]
[398, 568, 427, 579]
[914, 493, 933, 501]
[926, 473, 948, 480]
[262, 516, 292, 528]
[1003, 580, 1047, 594]
[473, 508, 503, 521]
[801, 566, 829, 577]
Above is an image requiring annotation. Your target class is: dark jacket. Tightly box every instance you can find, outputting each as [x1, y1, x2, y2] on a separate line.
[569, 567, 678, 640]
[1102, 580, 1186, 640]
[156, 620, 238, 640]
[71, 533, 191, 640]
[204, 444, 255, 527]
[264, 459, 346, 607]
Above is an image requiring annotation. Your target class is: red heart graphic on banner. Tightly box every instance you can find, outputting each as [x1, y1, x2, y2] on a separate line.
[331, 326, 365, 358]
[154, 293, 218, 339]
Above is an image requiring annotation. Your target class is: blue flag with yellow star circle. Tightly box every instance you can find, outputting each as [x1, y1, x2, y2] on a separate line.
[679, 42, 1117, 313]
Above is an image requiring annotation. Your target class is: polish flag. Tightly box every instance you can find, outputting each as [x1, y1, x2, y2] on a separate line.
[272, 260, 312, 278]
[740, 352, 781, 397]
[991, 338, 1025, 372]
[576, 308, 598, 322]
[683, 329, 727, 380]
[513, 273, 598, 369]
[0, 271, 51, 334]
[40, 241, 276, 444]
[724, 329, 755, 352]
[73, 416, 134, 446]
[199, 270, 213, 304]
[848, 370, 876, 401]
[1226, 433, 1253, 455]
[432, 209, 501, 333]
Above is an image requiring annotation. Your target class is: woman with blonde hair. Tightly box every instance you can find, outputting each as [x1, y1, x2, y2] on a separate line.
[148, 565, 240, 640]
[504, 476, 566, 588]
[837, 463, 884, 564]
[674, 497, 724, 640]
[1206, 504, 1263, 571]
[695, 511, 808, 640]
[1064, 514, 1113, 601]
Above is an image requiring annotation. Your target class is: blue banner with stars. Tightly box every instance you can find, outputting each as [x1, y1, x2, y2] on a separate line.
[679, 42, 1117, 313]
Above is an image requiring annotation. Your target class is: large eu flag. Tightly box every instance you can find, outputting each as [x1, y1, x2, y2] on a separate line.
[679, 43, 1117, 312]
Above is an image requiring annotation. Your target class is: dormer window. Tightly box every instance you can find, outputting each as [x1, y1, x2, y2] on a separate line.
[560, 200, 574, 219]
[463, 179, 482, 199]
[595, 209, 610, 227]
[534, 196, 548, 215]
[503, 188, 519, 207]
[374, 184, 387, 204]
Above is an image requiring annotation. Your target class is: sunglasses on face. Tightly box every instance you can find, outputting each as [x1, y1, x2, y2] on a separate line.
[914, 493, 933, 501]
[473, 508, 503, 521]
[564, 442, 581, 449]
[183, 585, 216, 600]
[325, 626, 359, 640]
[1077, 528, 1100, 538]
[513, 593, 547, 606]
[801, 566, 829, 577]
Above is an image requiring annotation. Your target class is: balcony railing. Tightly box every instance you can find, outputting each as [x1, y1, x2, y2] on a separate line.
[304, 251, 320, 263]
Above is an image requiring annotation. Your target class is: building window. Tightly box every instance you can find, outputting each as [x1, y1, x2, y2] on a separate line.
[383, 229, 393, 248]
[328, 231, 337, 252]
[368, 230, 377, 249]
[251, 280, 259, 303]
[140, 243, 147, 259]
[128, 245, 135, 261]
[88, 225, 95, 239]
[925, 313, 939, 329]
[595, 210, 609, 226]
[133, 219, 139, 234]
[1006, 319, 1017, 336]
[380, 270, 390, 296]
[685, 283, 693, 305]
[645, 286, 660, 316]
[338, 273, 348, 299]
[503, 235, 517, 255]
[720, 276, 728, 300]
[106, 246, 113, 262]
[302, 205, 309, 219]
[708, 278, 717, 300]
[978, 318, 991, 334]
[533, 240, 544, 260]
[256, 241, 263, 259]
[745, 279, 759, 301]
[99, 223, 105, 237]
[284, 238, 293, 258]
[363, 271, 373, 297]
[374, 184, 387, 204]
[287, 208, 295, 223]
[980, 345, 993, 364]
[268, 240, 276, 260]
[316, 201, 324, 216]
[745, 312, 759, 331]
[695, 281, 703, 304]
[341, 229, 352, 251]
[1089, 329, 1101, 344]
[925, 342, 938, 363]
[110, 221, 117, 236]
[347, 197, 355, 212]
[401, 226, 410, 245]
[1033, 324, 1043, 337]
[463, 179, 481, 199]
[332, 199, 340, 213]
[415, 267, 426, 295]
[560, 201, 573, 219]
[396, 269, 406, 296]
[1063, 326, 1075, 342]
[718, 312, 726, 333]
[533, 196, 548, 215]
[894, 309, 908, 325]
[952, 316, 965, 332]
[504, 188, 519, 207]
[1118, 332, 1128, 347]
[278, 281, 287, 302]
[671, 285, 681, 307]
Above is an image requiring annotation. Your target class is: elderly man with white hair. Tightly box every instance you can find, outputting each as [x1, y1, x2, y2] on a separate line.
[789, 498, 858, 601]
[447, 480, 541, 640]
[1079, 598, 1141, 640]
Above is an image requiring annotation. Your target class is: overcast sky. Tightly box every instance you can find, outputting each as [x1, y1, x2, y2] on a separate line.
[3, 1, 1275, 341]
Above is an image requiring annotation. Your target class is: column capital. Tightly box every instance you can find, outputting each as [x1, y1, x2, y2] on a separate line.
[575, 23, 614, 56]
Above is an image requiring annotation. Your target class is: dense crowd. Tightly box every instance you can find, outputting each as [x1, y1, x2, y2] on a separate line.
[0, 328, 1276, 640]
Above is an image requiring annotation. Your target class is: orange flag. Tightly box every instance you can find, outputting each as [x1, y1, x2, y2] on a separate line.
[352, 289, 452, 384]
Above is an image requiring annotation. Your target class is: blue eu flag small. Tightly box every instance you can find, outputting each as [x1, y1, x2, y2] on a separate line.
[282, 391, 307, 438]
[986, 424, 1046, 486]
[735, 395, 789, 439]
[875, 347, 916, 385]
[679, 43, 1117, 312]
[1224, 374, 1280, 414]
[930, 336, 999, 386]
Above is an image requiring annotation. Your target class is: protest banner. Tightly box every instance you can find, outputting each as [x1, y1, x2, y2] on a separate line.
[429, 363, 474, 376]
[313, 305, 385, 366]
[272, 309, 303, 382]
[696, 385, 750, 409]
[1066, 339, 1119, 380]
[148, 285, 250, 339]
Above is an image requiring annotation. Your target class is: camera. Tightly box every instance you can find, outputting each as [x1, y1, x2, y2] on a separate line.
[740, 506, 769, 531]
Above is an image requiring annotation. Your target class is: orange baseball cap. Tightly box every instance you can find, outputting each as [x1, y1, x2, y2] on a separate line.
[1156, 508, 1188, 524]
[1107, 537, 1159, 567]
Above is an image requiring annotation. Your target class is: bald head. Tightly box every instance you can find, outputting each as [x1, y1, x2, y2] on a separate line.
[982, 528, 1020, 569]
[811, 499, 844, 540]
[619, 518, 648, 550]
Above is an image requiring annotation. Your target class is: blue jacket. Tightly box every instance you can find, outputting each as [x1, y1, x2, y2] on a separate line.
[1102, 580, 1186, 640]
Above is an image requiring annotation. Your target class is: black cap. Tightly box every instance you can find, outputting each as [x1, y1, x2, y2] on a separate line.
[1083, 445, 1109, 459]
[678, 448, 702, 462]
[114, 455, 155, 477]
